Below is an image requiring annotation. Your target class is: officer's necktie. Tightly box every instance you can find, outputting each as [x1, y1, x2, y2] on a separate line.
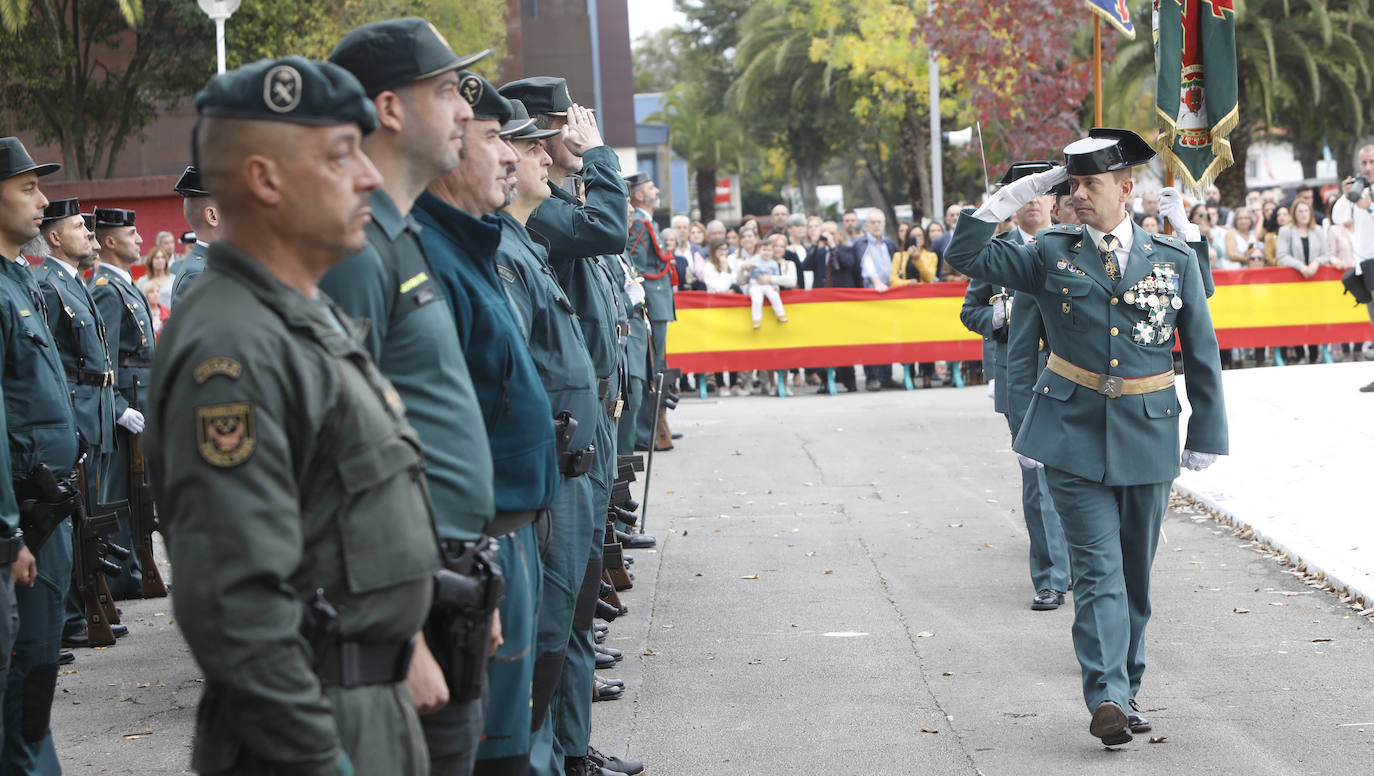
[1100, 235, 1121, 281]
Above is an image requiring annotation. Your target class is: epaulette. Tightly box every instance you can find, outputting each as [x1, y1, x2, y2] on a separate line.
[1041, 224, 1083, 237]
[94, 276, 108, 286]
[1148, 232, 1190, 255]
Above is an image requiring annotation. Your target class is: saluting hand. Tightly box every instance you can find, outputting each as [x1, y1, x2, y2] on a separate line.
[561, 104, 603, 157]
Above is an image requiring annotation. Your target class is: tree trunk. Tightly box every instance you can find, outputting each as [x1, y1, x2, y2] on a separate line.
[797, 157, 820, 217]
[861, 158, 896, 237]
[1216, 68, 1252, 208]
[695, 165, 717, 223]
[898, 96, 932, 222]
[1295, 143, 1321, 180]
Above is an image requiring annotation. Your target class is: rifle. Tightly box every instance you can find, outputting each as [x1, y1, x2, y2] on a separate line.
[127, 433, 167, 597]
[73, 458, 129, 646]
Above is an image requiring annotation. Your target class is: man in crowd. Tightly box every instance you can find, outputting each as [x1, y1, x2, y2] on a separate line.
[1134, 190, 1159, 226]
[1332, 143, 1374, 391]
[148, 55, 440, 774]
[960, 161, 1071, 612]
[945, 127, 1227, 746]
[90, 207, 156, 599]
[1203, 184, 1232, 228]
[766, 203, 789, 238]
[0, 138, 80, 773]
[839, 209, 861, 246]
[931, 203, 961, 259]
[411, 74, 560, 776]
[322, 20, 504, 775]
[168, 165, 220, 308]
[851, 210, 898, 390]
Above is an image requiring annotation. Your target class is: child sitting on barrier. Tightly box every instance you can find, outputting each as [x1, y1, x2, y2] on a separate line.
[745, 234, 790, 329]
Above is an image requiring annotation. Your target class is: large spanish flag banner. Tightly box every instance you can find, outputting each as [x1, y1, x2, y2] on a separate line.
[665, 267, 1374, 373]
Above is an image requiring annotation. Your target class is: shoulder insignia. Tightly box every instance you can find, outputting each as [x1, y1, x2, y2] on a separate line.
[196, 402, 256, 467]
[194, 357, 243, 384]
[496, 265, 518, 284]
[399, 272, 429, 294]
[18, 309, 29, 317]
[94, 277, 109, 286]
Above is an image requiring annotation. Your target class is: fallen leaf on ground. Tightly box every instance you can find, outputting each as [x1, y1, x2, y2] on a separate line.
[740, 574, 759, 580]
[1312, 638, 1333, 643]
[748, 659, 761, 665]
[1269, 602, 1284, 606]
[824, 569, 833, 575]
[1148, 737, 1167, 744]
[643, 649, 657, 656]
[916, 631, 934, 638]
[921, 728, 939, 734]
[1233, 608, 1250, 614]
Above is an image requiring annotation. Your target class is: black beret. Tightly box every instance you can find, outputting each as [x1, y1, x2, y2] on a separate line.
[1001, 160, 1069, 196]
[94, 207, 136, 228]
[1064, 128, 1156, 176]
[498, 76, 591, 118]
[504, 100, 559, 141]
[459, 71, 513, 124]
[195, 56, 378, 134]
[329, 17, 490, 98]
[42, 198, 81, 224]
[174, 165, 210, 197]
[0, 137, 60, 181]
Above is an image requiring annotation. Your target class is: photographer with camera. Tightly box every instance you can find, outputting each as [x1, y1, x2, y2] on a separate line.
[1331, 144, 1374, 391]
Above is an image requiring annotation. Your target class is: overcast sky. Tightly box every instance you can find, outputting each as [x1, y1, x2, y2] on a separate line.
[627, 0, 688, 43]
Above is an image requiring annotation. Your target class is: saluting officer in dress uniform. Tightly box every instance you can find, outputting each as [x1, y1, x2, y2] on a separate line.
[0, 139, 83, 774]
[89, 207, 153, 599]
[944, 128, 1228, 746]
[147, 56, 441, 774]
[168, 166, 220, 309]
[960, 161, 1073, 612]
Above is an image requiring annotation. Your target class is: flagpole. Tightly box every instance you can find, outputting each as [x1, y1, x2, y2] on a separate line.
[1093, 17, 1103, 125]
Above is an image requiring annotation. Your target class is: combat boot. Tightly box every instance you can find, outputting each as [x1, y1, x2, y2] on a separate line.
[587, 746, 645, 776]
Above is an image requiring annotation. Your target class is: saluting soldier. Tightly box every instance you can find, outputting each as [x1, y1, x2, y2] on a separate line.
[0, 139, 83, 774]
[943, 128, 1228, 746]
[147, 57, 441, 774]
[89, 206, 154, 599]
[960, 161, 1072, 612]
[168, 165, 220, 309]
[623, 173, 676, 453]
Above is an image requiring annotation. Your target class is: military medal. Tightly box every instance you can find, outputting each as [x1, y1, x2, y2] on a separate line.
[1171, 295, 1183, 310]
[1157, 323, 1174, 343]
[1057, 259, 1067, 270]
[1123, 290, 1136, 305]
[1149, 306, 1167, 326]
[1132, 320, 1156, 345]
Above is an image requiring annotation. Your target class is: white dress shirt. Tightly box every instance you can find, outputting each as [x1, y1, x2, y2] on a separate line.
[1082, 215, 1136, 276]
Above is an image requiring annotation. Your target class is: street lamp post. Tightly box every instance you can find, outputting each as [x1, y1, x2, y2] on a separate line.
[197, 0, 242, 75]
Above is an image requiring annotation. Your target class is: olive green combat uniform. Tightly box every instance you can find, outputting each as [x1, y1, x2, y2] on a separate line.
[147, 243, 440, 775]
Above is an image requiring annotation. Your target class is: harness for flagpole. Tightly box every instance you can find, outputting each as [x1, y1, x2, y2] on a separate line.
[628, 218, 679, 284]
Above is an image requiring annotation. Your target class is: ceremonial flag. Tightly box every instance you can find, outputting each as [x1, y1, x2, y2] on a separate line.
[1086, 0, 1135, 38]
[1154, 0, 1239, 190]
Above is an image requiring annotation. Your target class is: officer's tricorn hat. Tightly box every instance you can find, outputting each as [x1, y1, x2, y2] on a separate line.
[1001, 160, 1069, 197]
[459, 71, 514, 125]
[503, 100, 559, 141]
[195, 56, 378, 135]
[0, 137, 60, 181]
[623, 172, 652, 189]
[41, 198, 81, 225]
[1063, 128, 1156, 176]
[497, 76, 592, 118]
[94, 207, 136, 228]
[174, 165, 211, 198]
[81, 213, 94, 231]
[329, 17, 490, 98]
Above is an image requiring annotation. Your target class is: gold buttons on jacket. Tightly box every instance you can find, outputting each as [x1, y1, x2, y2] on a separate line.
[1166, 409, 1172, 415]
[1111, 297, 1119, 305]
[1043, 386, 1050, 393]
[1110, 327, 1119, 336]
[1062, 287, 1069, 294]
[1110, 358, 1119, 367]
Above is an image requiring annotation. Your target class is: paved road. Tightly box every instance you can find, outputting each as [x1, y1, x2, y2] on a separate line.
[51, 385, 1374, 774]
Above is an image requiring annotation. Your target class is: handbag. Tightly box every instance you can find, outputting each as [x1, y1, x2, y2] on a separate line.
[1340, 258, 1374, 305]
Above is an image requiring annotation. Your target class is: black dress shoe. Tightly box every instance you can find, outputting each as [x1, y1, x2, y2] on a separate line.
[595, 674, 624, 688]
[670, 432, 683, 439]
[594, 644, 622, 661]
[595, 599, 620, 622]
[1127, 699, 1152, 733]
[594, 623, 609, 634]
[615, 529, 655, 549]
[62, 629, 115, 649]
[595, 651, 617, 669]
[113, 623, 129, 638]
[587, 746, 645, 776]
[632, 444, 649, 452]
[58, 651, 74, 666]
[590, 683, 622, 704]
[1031, 589, 1065, 611]
[1089, 701, 1132, 746]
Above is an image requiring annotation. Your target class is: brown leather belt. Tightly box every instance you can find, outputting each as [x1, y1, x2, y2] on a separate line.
[1045, 353, 1174, 399]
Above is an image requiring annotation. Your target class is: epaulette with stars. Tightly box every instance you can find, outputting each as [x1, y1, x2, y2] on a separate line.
[1147, 231, 1191, 256]
[1038, 223, 1083, 239]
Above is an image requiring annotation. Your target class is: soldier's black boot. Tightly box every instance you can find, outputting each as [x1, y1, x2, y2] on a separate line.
[564, 755, 615, 775]
[587, 746, 645, 776]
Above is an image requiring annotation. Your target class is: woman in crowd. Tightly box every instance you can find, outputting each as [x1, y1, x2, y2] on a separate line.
[688, 221, 708, 261]
[896, 220, 910, 250]
[138, 242, 173, 293]
[142, 280, 171, 339]
[1140, 214, 1160, 234]
[1224, 208, 1259, 270]
[1277, 199, 1330, 364]
[890, 227, 940, 387]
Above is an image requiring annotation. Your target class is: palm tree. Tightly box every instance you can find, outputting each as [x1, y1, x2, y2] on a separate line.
[652, 85, 751, 222]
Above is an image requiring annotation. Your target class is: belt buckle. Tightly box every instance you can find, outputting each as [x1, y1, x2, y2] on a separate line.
[1097, 374, 1124, 399]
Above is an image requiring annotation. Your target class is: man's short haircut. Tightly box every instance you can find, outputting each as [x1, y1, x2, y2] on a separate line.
[842, 209, 857, 217]
[786, 214, 806, 227]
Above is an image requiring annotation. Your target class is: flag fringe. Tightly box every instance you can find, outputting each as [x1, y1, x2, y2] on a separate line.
[1085, 1, 1136, 39]
[1153, 104, 1239, 192]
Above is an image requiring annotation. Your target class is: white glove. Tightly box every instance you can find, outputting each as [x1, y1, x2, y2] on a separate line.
[1016, 453, 1044, 469]
[992, 297, 1007, 330]
[1158, 187, 1201, 242]
[117, 408, 145, 434]
[625, 279, 646, 306]
[974, 167, 1070, 223]
[1180, 449, 1217, 471]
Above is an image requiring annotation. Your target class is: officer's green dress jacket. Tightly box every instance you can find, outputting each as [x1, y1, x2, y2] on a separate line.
[90, 264, 155, 420]
[493, 212, 601, 454]
[412, 193, 560, 514]
[945, 211, 1228, 486]
[147, 243, 440, 776]
[526, 147, 627, 263]
[626, 207, 675, 324]
[34, 257, 115, 454]
[319, 189, 495, 541]
[169, 241, 207, 309]
[960, 231, 1025, 414]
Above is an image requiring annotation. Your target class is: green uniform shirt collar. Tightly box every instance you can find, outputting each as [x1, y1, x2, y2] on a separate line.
[206, 241, 368, 345]
[496, 211, 550, 256]
[367, 188, 410, 241]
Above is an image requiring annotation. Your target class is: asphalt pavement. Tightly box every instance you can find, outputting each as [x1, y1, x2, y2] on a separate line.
[50, 379, 1374, 775]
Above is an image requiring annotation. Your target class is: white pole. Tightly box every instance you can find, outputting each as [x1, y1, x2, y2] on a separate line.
[215, 17, 226, 74]
[928, 2, 943, 222]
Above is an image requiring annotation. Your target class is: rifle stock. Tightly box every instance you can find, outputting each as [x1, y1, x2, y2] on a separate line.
[73, 461, 117, 646]
[128, 433, 167, 598]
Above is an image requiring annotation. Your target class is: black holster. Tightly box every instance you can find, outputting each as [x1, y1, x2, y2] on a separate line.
[13, 465, 78, 552]
[425, 539, 505, 702]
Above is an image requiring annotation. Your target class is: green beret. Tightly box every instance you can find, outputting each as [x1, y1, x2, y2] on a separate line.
[195, 56, 378, 134]
[458, 71, 513, 124]
[329, 17, 490, 98]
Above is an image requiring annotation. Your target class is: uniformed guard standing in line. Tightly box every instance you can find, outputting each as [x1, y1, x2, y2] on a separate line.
[0, 139, 81, 774]
[609, 215, 651, 461]
[33, 201, 120, 649]
[960, 162, 1072, 612]
[623, 174, 676, 453]
[89, 206, 153, 599]
[147, 56, 441, 774]
[496, 102, 645, 776]
[323, 21, 499, 776]
[412, 79, 564, 776]
[168, 165, 220, 309]
[944, 128, 1227, 746]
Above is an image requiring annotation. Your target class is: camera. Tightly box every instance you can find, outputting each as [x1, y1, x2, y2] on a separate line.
[1346, 175, 1371, 202]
